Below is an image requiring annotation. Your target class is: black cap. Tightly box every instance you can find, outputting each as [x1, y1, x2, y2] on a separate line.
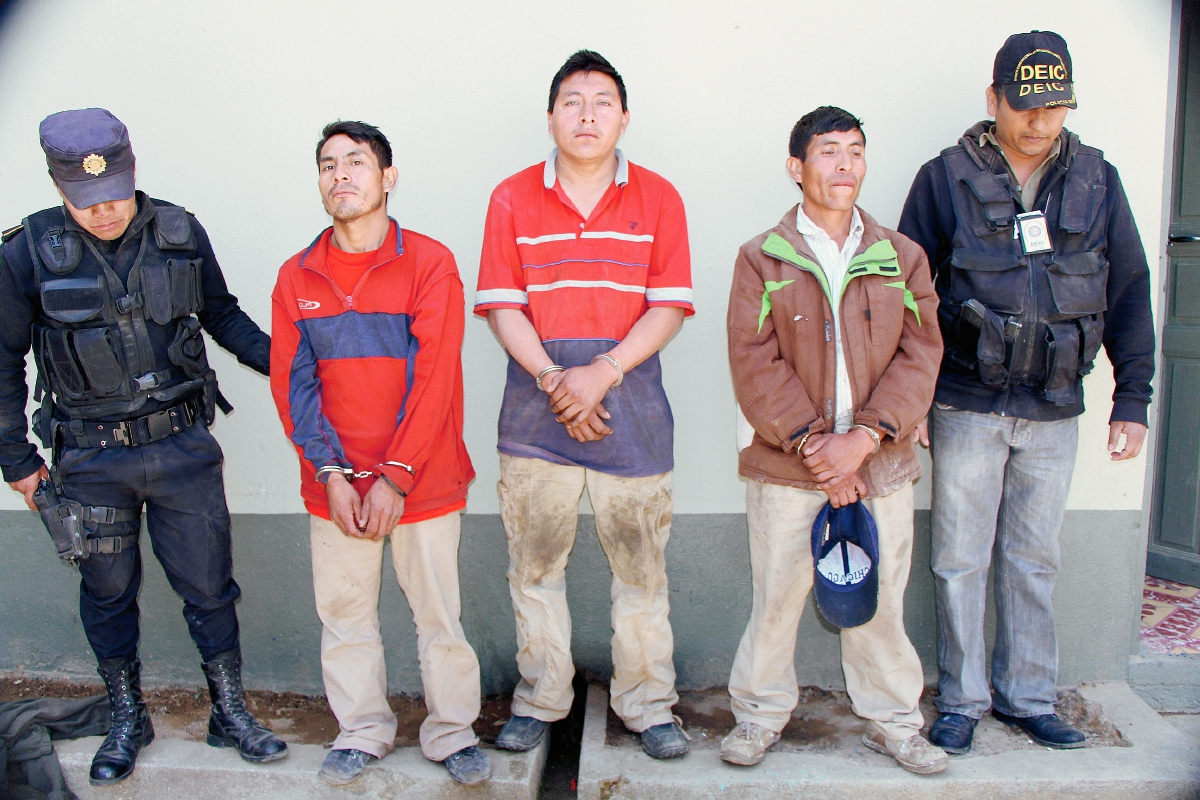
[993, 31, 1077, 111]
[39, 108, 135, 209]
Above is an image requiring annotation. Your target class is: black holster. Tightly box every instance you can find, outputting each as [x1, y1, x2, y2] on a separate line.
[32, 478, 139, 565]
[33, 478, 87, 563]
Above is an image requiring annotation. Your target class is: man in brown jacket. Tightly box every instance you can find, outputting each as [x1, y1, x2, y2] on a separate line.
[722, 107, 945, 773]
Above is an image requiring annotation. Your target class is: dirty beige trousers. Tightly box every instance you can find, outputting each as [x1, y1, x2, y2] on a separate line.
[310, 511, 481, 762]
[498, 453, 679, 732]
[728, 479, 925, 740]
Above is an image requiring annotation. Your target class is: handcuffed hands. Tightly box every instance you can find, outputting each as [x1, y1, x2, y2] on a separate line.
[326, 472, 405, 541]
[802, 429, 877, 488]
[542, 365, 613, 442]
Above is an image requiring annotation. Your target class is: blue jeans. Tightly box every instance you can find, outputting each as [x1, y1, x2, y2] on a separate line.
[930, 404, 1078, 719]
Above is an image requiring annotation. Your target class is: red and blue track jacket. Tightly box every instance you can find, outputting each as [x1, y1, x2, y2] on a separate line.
[270, 220, 473, 522]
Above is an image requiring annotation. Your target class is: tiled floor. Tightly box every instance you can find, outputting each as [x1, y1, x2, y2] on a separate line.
[1142, 575, 1200, 655]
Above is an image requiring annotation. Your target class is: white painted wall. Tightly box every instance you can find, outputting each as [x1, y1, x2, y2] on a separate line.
[0, 0, 1172, 513]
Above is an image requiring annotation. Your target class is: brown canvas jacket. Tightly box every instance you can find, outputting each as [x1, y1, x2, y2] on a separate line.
[727, 205, 942, 497]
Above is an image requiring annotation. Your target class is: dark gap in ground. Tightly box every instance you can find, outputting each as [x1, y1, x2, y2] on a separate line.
[538, 670, 588, 800]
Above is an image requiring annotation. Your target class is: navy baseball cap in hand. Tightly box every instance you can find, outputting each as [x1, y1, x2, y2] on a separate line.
[811, 500, 879, 629]
[39, 108, 136, 209]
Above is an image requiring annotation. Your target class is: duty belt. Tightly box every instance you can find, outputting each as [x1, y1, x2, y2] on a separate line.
[57, 395, 202, 449]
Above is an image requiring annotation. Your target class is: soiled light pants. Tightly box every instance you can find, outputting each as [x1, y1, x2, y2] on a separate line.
[728, 480, 925, 740]
[497, 454, 678, 732]
[310, 511, 481, 762]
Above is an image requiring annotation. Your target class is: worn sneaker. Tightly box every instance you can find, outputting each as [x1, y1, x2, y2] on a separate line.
[442, 745, 491, 785]
[720, 721, 781, 766]
[992, 710, 1085, 749]
[928, 712, 977, 755]
[318, 748, 373, 785]
[640, 718, 690, 759]
[863, 723, 948, 774]
[495, 715, 550, 751]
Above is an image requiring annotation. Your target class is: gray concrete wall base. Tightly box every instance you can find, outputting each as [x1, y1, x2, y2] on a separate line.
[1129, 654, 1200, 711]
[577, 683, 1200, 800]
[0, 509, 1143, 695]
[54, 737, 545, 800]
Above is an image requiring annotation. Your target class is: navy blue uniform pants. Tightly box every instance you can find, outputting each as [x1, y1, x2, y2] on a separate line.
[56, 422, 241, 662]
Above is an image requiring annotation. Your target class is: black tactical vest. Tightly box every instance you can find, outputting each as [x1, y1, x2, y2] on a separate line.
[938, 131, 1109, 406]
[23, 203, 215, 424]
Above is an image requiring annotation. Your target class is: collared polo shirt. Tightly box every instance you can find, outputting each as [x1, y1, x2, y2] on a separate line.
[796, 203, 864, 433]
[475, 148, 694, 477]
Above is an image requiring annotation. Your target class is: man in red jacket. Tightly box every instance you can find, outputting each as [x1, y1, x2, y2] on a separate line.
[270, 121, 487, 787]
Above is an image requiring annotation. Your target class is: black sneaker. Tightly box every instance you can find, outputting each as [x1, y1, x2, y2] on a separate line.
[928, 712, 977, 755]
[640, 721, 690, 759]
[496, 715, 550, 751]
[992, 710, 1085, 749]
[443, 745, 491, 785]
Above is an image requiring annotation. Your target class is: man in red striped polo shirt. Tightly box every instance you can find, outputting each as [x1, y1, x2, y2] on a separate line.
[475, 50, 694, 760]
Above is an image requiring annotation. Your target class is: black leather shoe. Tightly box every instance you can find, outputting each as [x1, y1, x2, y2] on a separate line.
[443, 745, 491, 785]
[89, 657, 155, 786]
[641, 721, 690, 759]
[496, 715, 550, 751]
[992, 710, 1085, 749]
[928, 712, 977, 754]
[202, 649, 289, 763]
[319, 748, 373, 785]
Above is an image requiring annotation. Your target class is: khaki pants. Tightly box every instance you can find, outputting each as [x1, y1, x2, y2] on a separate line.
[728, 480, 925, 740]
[497, 454, 678, 732]
[310, 512, 481, 761]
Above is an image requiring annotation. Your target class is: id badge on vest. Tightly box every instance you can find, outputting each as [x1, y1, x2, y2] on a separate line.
[1015, 211, 1053, 254]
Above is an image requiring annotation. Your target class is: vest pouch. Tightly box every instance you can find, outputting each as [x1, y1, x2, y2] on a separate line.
[167, 317, 210, 380]
[1044, 322, 1081, 405]
[1059, 184, 1106, 234]
[1046, 252, 1108, 318]
[40, 277, 107, 324]
[142, 259, 203, 325]
[71, 327, 127, 397]
[960, 299, 1009, 388]
[39, 327, 88, 400]
[948, 249, 1027, 315]
[943, 303, 980, 370]
[1078, 314, 1104, 377]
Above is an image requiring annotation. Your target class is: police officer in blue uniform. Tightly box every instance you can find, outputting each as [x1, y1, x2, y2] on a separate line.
[0, 108, 287, 785]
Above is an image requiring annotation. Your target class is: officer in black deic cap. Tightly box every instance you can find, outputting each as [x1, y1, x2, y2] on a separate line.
[0, 108, 287, 784]
[898, 33, 1155, 755]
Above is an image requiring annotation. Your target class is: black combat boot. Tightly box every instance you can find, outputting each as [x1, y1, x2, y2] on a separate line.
[201, 649, 288, 763]
[89, 657, 154, 786]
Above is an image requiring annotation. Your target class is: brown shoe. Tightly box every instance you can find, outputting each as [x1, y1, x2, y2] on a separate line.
[863, 722, 948, 774]
[720, 722, 781, 766]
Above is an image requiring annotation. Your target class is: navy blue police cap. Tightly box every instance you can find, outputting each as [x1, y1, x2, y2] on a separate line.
[811, 499, 879, 629]
[993, 31, 1077, 111]
[39, 108, 135, 209]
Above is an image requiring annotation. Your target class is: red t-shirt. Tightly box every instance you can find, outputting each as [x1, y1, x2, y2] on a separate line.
[327, 243, 376, 299]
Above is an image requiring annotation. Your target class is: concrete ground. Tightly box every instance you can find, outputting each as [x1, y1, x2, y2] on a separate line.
[577, 683, 1200, 799]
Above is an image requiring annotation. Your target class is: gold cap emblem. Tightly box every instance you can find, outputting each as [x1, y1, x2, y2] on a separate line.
[81, 154, 107, 176]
